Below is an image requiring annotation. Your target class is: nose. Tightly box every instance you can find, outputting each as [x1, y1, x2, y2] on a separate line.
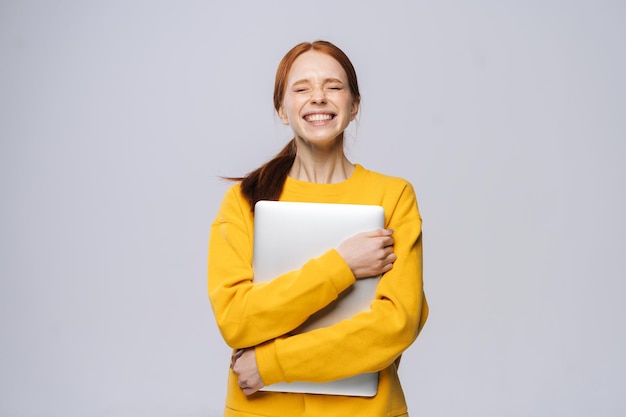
[310, 87, 326, 104]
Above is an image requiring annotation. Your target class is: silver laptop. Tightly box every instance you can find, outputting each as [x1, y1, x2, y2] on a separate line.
[253, 200, 385, 397]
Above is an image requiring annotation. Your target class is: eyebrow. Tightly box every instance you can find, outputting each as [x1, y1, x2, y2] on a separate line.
[291, 78, 346, 87]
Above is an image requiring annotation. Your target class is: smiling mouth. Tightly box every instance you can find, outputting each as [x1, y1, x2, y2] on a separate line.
[304, 113, 335, 123]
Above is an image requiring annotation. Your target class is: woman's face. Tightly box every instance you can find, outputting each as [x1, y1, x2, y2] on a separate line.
[278, 51, 359, 149]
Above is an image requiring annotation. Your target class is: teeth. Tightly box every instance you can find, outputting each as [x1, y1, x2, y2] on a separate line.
[306, 113, 333, 122]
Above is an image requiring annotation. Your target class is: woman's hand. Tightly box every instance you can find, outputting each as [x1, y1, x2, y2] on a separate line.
[231, 348, 265, 396]
[336, 228, 397, 278]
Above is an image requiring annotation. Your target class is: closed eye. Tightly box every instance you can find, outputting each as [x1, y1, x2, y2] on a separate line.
[325, 78, 346, 91]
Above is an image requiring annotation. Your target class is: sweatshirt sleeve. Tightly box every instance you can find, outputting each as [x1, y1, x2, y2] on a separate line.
[208, 186, 357, 349]
[255, 182, 428, 385]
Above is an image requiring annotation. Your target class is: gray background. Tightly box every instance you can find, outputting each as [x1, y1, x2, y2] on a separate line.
[1, 1, 625, 416]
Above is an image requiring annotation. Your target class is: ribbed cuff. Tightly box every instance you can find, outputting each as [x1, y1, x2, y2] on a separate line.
[255, 339, 284, 386]
[317, 249, 355, 295]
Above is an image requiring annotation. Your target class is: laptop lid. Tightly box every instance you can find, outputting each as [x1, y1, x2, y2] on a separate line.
[253, 200, 384, 397]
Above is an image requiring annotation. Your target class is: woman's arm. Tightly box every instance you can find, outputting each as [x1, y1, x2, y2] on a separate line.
[208, 186, 357, 349]
[253, 184, 428, 385]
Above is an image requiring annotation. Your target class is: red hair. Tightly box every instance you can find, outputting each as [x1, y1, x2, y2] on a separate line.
[232, 40, 361, 211]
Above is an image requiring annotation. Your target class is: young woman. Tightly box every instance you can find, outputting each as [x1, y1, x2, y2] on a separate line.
[208, 40, 428, 417]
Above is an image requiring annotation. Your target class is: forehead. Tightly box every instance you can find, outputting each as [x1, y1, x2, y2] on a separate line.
[287, 51, 348, 83]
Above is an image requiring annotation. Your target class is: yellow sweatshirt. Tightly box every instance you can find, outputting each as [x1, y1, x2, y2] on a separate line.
[208, 164, 428, 417]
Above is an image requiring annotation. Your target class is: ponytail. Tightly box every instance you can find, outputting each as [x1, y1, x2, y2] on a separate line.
[226, 139, 296, 211]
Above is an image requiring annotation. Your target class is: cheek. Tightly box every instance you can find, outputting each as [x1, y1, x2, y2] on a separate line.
[282, 99, 302, 120]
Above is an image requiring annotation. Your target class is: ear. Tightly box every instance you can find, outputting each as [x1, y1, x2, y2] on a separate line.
[350, 99, 360, 121]
[278, 107, 289, 125]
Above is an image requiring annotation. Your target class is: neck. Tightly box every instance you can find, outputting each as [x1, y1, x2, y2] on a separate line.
[289, 137, 354, 184]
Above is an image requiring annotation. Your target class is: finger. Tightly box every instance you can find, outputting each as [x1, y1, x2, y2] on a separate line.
[381, 239, 393, 252]
[380, 253, 397, 271]
[239, 380, 262, 396]
[230, 349, 244, 369]
[242, 386, 258, 396]
[377, 245, 395, 259]
[364, 228, 392, 238]
[232, 349, 244, 362]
